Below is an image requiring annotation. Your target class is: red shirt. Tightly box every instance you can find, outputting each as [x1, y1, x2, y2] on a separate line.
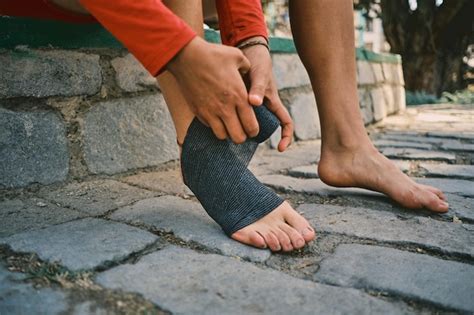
[0, 0, 268, 76]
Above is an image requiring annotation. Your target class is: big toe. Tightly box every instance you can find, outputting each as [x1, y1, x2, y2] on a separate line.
[282, 203, 316, 242]
[421, 190, 449, 213]
[232, 228, 267, 249]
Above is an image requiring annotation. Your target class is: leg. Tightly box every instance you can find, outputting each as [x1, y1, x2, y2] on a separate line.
[289, 0, 448, 212]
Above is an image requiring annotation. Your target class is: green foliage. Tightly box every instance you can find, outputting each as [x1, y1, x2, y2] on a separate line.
[406, 91, 440, 105]
[439, 90, 474, 105]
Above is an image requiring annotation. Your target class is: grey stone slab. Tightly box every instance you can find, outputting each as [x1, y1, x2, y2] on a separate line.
[40, 179, 157, 216]
[419, 163, 474, 180]
[289, 93, 321, 140]
[442, 193, 474, 222]
[83, 94, 178, 174]
[0, 50, 101, 98]
[373, 140, 432, 150]
[110, 196, 269, 262]
[97, 246, 408, 315]
[0, 108, 69, 188]
[111, 54, 157, 92]
[249, 140, 321, 176]
[0, 218, 158, 271]
[288, 165, 319, 178]
[72, 302, 107, 315]
[379, 134, 447, 144]
[427, 131, 474, 140]
[122, 169, 192, 197]
[0, 265, 68, 314]
[0, 198, 85, 237]
[298, 203, 474, 258]
[272, 54, 310, 89]
[260, 174, 382, 197]
[415, 177, 474, 198]
[440, 141, 474, 152]
[381, 148, 456, 162]
[316, 244, 474, 313]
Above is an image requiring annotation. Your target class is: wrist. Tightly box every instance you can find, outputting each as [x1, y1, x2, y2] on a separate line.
[237, 36, 269, 52]
[167, 36, 206, 74]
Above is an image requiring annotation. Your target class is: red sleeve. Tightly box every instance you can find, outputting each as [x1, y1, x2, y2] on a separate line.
[79, 0, 196, 76]
[216, 0, 268, 46]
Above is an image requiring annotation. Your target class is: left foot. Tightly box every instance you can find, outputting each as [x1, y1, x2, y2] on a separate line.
[318, 144, 449, 212]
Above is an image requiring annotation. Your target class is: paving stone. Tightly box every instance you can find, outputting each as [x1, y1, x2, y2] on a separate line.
[440, 141, 474, 152]
[0, 198, 84, 238]
[315, 244, 474, 313]
[379, 134, 453, 144]
[41, 179, 157, 216]
[111, 54, 157, 92]
[271, 54, 310, 89]
[415, 178, 474, 198]
[0, 218, 158, 271]
[426, 131, 474, 140]
[442, 193, 474, 222]
[0, 264, 68, 314]
[97, 246, 408, 315]
[249, 140, 321, 176]
[373, 140, 432, 150]
[419, 163, 474, 180]
[288, 165, 319, 178]
[371, 88, 387, 121]
[357, 61, 376, 85]
[298, 203, 474, 258]
[381, 148, 456, 162]
[110, 196, 270, 262]
[83, 94, 178, 174]
[260, 174, 381, 197]
[0, 50, 101, 98]
[122, 169, 192, 197]
[289, 93, 321, 140]
[0, 108, 69, 188]
[268, 126, 282, 149]
[72, 302, 107, 315]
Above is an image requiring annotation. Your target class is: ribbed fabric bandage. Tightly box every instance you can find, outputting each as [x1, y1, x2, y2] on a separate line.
[181, 104, 284, 236]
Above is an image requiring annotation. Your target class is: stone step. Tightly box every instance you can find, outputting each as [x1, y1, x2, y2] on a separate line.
[297, 203, 474, 259]
[96, 246, 410, 314]
[419, 163, 474, 180]
[315, 244, 474, 313]
[380, 148, 456, 163]
[109, 196, 270, 263]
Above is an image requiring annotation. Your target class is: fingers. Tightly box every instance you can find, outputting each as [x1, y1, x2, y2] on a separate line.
[206, 116, 228, 141]
[221, 108, 248, 144]
[248, 70, 267, 106]
[237, 103, 260, 138]
[266, 92, 294, 152]
[236, 51, 251, 75]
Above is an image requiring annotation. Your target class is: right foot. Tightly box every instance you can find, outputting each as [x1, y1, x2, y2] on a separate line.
[231, 201, 316, 252]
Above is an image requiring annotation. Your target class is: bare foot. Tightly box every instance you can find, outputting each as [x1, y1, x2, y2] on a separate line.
[231, 201, 316, 252]
[318, 144, 449, 212]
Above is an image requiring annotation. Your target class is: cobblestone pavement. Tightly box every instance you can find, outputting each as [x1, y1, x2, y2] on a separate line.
[1, 104, 473, 314]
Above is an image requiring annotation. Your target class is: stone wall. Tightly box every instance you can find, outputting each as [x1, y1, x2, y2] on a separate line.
[0, 18, 405, 188]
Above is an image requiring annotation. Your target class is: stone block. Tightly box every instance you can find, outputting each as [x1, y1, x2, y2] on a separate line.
[419, 163, 474, 180]
[371, 63, 385, 83]
[0, 108, 69, 188]
[381, 148, 456, 163]
[83, 94, 178, 175]
[358, 88, 374, 124]
[110, 196, 270, 262]
[356, 61, 376, 85]
[394, 63, 405, 85]
[0, 50, 101, 98]
[415, 178, 474, 198]
[111, 54, 157, 92]
[393, 85, 406, 112]
[97, 246, 407, 314]
[0, 218, 158, 271]
[289, 93, 321, 140]
[298, 203, 474, 258]
[373, 139, 432, 150]
[370, 87, 387, 121]
[382, 84, 396, 114]
[0, 265, 68, 314]
[272, 54, 310, 89]
[288, 165, 319, 178]
[41, 179, 157, 216]
[381, 63, 396, 83]
[316, 244, 474, 313]
[122, 169, 192, 196]
[0, 198, 84, 237]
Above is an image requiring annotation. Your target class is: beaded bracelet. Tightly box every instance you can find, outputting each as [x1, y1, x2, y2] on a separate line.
[237, 40, 270, 51]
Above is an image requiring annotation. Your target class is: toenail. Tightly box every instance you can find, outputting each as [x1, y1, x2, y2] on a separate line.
[296, 239, 305, 247]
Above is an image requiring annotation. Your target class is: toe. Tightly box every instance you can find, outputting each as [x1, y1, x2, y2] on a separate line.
[419, 184, 446, 201]
[232, 229, 267, 249]
[282, 202, 316, 242]
[420, 190, 449, 213]
[279, 223, 306, 249]
[274, 228, 293, 252]
[263, 231, 281, 252]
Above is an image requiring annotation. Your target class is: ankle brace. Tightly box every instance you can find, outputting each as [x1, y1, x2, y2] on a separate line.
[181, 104, 284, 236]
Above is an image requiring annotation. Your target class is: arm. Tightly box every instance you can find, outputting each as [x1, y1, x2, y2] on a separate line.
[79, 0, 196, 76]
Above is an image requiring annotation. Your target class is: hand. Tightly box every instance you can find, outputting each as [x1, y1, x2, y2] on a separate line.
[241, 37, 294, 152]
[167, 37, 259, 144]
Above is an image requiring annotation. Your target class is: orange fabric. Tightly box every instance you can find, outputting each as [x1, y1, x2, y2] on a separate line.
[1, 0, 268, 76]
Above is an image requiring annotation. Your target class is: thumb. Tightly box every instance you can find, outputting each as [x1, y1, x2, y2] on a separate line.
[248, 71, 266, 106]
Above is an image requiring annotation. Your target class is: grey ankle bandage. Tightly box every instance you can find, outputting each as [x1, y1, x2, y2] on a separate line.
[181, 104, 284, 236]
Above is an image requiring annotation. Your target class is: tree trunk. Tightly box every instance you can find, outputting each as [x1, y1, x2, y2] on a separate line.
[379, 0, 473, 96]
